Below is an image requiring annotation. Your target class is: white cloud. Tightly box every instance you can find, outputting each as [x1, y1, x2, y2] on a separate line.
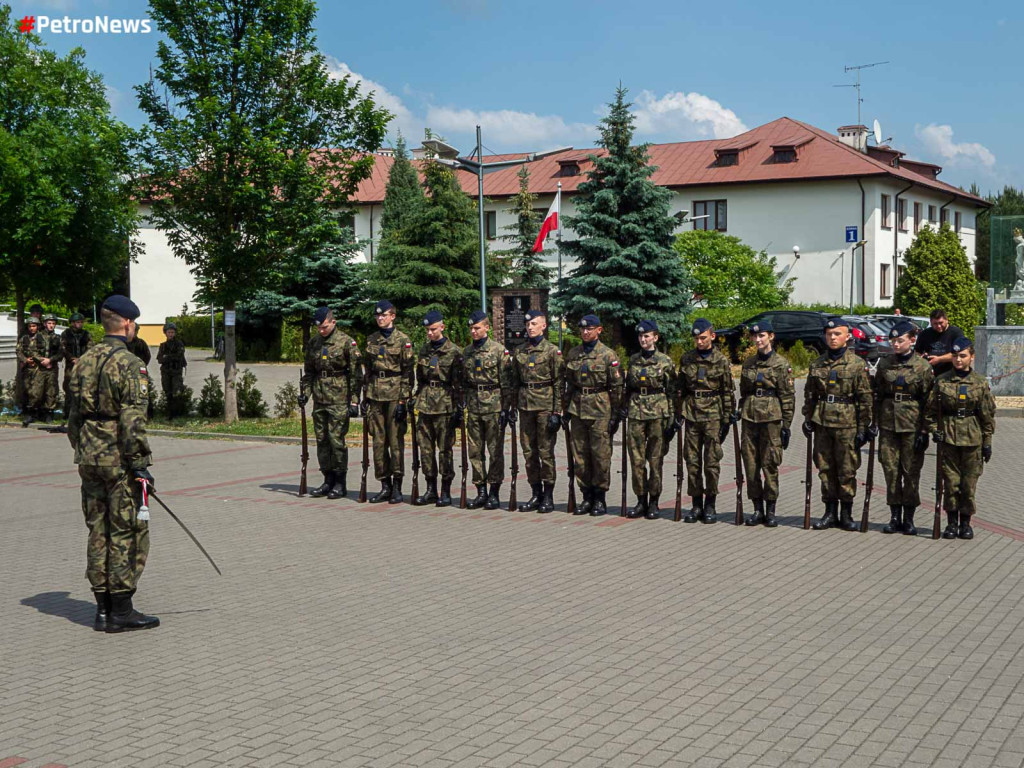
[425, 106, 595, 149]
[324, 57, 420, 141]
[915, 123, 996, 168]
[631, 90, 747, 140]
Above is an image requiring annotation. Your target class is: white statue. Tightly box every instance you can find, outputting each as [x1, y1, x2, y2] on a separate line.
[1015, 227, 1024, 291]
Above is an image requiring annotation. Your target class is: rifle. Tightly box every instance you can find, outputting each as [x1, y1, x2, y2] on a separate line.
[298, 371, 309, 497]
[508, 412, 519, 512]
[358, 397, 369, 503]
[803, 431, 813, 530]
[619, 411, 628, 517]
[933, 409, 944, 539]
[860, 434, 875, 533]
[459, 410, 469, 508]
[565, 418, 577, 515]
[673, 424, 684, 522]
[732, 421, 744, 525]
[410, 407, 420, 504]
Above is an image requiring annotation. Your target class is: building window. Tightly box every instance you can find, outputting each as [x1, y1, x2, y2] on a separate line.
[693, 200, 727, 232]
[341, 213, 357, 234]
[880, 264, 891, 299]
[716, 151, 738, 167]
[897, 265, 905, 285]
[940, 208, 949, 226]
[485, 211, 497, 240]
[898, 199, 908, 232]
[955, 211, 962, 233]
[913, 202, 921, 233]
[928, 204, 937, 223]
[557, 161, 580, 177]
[881, 194, 892, 230]
[772, 148, 797, 163]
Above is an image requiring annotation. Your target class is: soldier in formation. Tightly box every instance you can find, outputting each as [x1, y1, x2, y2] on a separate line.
[623, 319, 676, 519]
[157, 322, 189, 418]
[17, 315, 62, 425]
[362, 300, 415, 504]
[672, 318, 736, 523]
[461, 310, 514, 510]
[738, 320, 795, 528]
[923, 336, 996, 540]
[61, 313, 92, 403]
[67, 295, 159, 633]
[510, 310, 563, 514]
[412, 310, 463, 507]
[299, 307, 361, 499]
[803, 317, 874, 531]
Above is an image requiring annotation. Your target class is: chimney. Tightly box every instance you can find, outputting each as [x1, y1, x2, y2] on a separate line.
[837, 125, 869, 153]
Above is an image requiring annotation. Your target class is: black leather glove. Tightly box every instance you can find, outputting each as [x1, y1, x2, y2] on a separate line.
[348, 402, 359, 418]
[546, 413, 562, 434]
[133, 468, 155, 492]
[499, 409, 508, 430]
[395, 402, 407, 423]
[932, 430, 944, 444]
[854, 431, 869, 449]
[867, 424, 879, 440]
[982, 445, 992, 463]
[609, 416, 621, 437]
[781, 427, 791, 450]
[802, 421, 815, 438]
[663, 416, 683, 440]
[297, 393, 308, 408]
[449, 405, 464, 429]
[913, 432, 929, 452]
[718, 421, 730, 444]
[507, 408, 517, 425]
[359, 400, 368, 417]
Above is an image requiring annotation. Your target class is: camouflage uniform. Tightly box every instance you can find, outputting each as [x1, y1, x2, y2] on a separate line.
[16, 327, 62, 416]
[676, 346, 735, 521]
[157, 337, 188, 415]
[363, 328, 415, 491]
[923, 369, 996, 539]
[61, 326, 92, 403]
[413, 337, 463, 502]
[301, 327, 361, 490]
[510, 337, 563, 509]
[624, 350, 676, 514]
[803, 346, 873, 530]
[462, 336, 514, 506]
[127, 335, 152, 365]
[738, 350, 795, 512]
[872, 351, 934, 533]
[67, 336, 153, 596]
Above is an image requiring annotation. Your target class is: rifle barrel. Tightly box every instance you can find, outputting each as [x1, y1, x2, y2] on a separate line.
[803, 433, 813, 530]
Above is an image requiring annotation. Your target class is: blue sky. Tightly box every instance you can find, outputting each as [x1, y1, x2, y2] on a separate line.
[9, 0, 1021, 192]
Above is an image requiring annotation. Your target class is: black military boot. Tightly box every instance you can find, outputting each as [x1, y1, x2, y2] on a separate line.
[21, 408, 34, 427]
[417, 478, 438, 506]
[813, 500, 838, 530]
[107, 592, 159, 633]
[437, 479, 453, 507]
[764, 500, 778, 527]
[577, 487, 594, 515]
[539, 482, 555, 514]
[485, 483, 501, 510]
[389, 476, 404, 504]
[310, 471, 335, 498]
[839, 500, 858, 531]
[467, 483, 488, 509]
[683, 495, 702, 523]
[644, 496, 660, 520]
[93, 591, 111, 633]
[590, 490, 607, 516]
[902, 506, 918, 536]
[942, 510, 959, 539]
[327, 473, 347, 500]
[369, 479, 392, 503]
[745, 498, 765, 526]
[882, 505, 903, 534]
[702, 495, 718, 524]
[519, 483, 542, 512]
[42, 409, 54, 423]
[629, 494, 648, 519]
[958, 512, 974, 540]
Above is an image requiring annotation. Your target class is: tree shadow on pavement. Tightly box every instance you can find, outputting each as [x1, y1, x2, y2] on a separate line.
[21, 591, 95, 628]
[260, 482, 301, 496]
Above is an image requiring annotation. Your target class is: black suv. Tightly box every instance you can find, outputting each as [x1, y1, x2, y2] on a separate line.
[716, 311, 887, 362]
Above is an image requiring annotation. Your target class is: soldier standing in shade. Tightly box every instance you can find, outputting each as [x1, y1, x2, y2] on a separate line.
[737, 320, 795, 527]
[803, 316, 874, 531]
[299, 307, 361, 499]
[157, 322, 188, 418]
[67, 295, 158, 633]
[126, 326, 154, 418]
[362, 300, 415, 504]
[923, 337, 996, 540]
[14, 303, 45, 413]
[623, 319, 676, 519]
[412, 310, 463, 507]
[563, 314, 623, 517]
[39, 315, 64, 419]
[672, 318, 736, 524]
[61, 313, 92, 403]
[872, 320, 935, 535]
[16, 317, 46, 426]
[510, 309, 563, 514]
[462, 309, 514, 510]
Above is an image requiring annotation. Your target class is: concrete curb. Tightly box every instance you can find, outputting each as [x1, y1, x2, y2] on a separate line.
[996, 408, 1024, 419]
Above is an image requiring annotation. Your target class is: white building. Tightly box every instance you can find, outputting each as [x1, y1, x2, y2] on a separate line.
[130, 117, 989, 341]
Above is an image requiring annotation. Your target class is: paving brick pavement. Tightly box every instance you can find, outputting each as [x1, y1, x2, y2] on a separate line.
[1, 416, 1023, 768]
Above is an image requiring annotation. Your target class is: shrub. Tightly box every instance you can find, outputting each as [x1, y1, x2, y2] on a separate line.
[237, 368, 268, 418]
[275, 381, 299, 418]
[1, 379, 13, 411]
[166, 313, 223, 348]
[158, 384, 195, 419]
[198, 374, 224, 417]
[779, 340, 814, 373]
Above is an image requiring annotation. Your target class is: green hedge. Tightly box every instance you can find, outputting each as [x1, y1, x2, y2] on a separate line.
[166, 313, 223, 348]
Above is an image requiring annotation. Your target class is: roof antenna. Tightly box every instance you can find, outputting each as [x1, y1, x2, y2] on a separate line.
[833, 61, 888, 126]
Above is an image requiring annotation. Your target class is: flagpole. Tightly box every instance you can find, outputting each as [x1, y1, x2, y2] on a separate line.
[556, 181, 563, 351]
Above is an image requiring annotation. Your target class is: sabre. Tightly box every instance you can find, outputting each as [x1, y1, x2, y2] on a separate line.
[148, 490, 223, 576]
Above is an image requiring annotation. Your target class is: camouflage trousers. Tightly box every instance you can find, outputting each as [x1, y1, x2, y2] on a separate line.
[467, 411, 504, 485]
[684, 419, 723, 497]
[627, 417, 668, 497]
[741, 420, 783, 501]
[366, 400, 405, 480]
[940, 444, 984, 516]
[79, 465, 150, 594]
[313, 401, 350, 474]
[813, 426, 861, 502]
[570, 416, 612, 492]
[879, 429, 926, 507]
[518, 410, 557, 485]
[23, 366, 58, 410]
[417, 412, 455, 482]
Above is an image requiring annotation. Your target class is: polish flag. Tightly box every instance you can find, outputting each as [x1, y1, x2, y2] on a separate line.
[531, 192, 560, 252]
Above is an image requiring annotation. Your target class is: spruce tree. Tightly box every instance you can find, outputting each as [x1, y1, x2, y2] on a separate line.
[895, 223, 984, 338]
[493, 166, 553, 289]
[379, 134, 422, 242]
[555, 86, 692, 345]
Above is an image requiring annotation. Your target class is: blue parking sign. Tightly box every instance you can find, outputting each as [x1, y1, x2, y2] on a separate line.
[846, 226, 858, 243]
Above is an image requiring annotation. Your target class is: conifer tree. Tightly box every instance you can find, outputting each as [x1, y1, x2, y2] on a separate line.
[379, 134, 423, 242]
[493, 166, 553, 289]
[555, 86, 692, 345]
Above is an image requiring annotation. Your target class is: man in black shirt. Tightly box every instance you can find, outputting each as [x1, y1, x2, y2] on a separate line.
[914, 308, 963, 377]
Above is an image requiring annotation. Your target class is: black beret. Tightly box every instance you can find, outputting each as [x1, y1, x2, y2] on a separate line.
[163, 321, 178, 332]
[749, 319, 774, 334]
[824, 316, 849, 330]
[374, 300, 395, 315]
[69, 312, 85, 322]
[951, 336, 973, 353]
[468, 310, 488, 326]
[101, 294, 140, 321]
[29, 304, 43, 313]
[888, 320, 916, 339]
[423, 309, 444, 326]
[635, 319, 659, 334]
[691, 318, 713, 336]
[312, 307, 331, 325]
[579, 314, 600, 328]
[524, 309, 545, 321]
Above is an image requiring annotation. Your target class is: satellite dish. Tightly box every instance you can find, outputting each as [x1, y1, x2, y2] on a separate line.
[873, 119, 883, 145]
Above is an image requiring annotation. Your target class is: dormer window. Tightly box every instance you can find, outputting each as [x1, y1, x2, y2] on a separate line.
[772, 146, 797, 163]
[715, 150, 738, 167]
[557, 160, 580, 177]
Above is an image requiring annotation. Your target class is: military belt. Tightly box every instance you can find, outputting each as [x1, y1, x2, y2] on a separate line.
[525, 380, 554, 390]
[944, 407, 978, 418]
[753, 387, 777, 397]
[375, 371, 402, 379]
[888, 393, 919, 402]
[425, 381, 447, 388]
[473, 384, 501, 392]
[319, 372, 349, 379]
[635, 386, 665, 396]
[692, 390, 717, 398]
[822, 394, 853, 404]
[578, 387, 608, 396]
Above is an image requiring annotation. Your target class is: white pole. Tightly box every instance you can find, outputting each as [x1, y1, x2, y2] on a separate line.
[556, 182, 563, 350]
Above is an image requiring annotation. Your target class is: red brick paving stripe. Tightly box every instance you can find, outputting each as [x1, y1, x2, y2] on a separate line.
[973, 518, 1024, 542]
[0, 758, 28, 768]
[39, 764, 68, 768]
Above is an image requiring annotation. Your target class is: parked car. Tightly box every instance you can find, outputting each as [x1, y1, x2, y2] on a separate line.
[840, 315, 891, 362]
[717, 310, 889, 363]
[866, 314, 929, 336]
